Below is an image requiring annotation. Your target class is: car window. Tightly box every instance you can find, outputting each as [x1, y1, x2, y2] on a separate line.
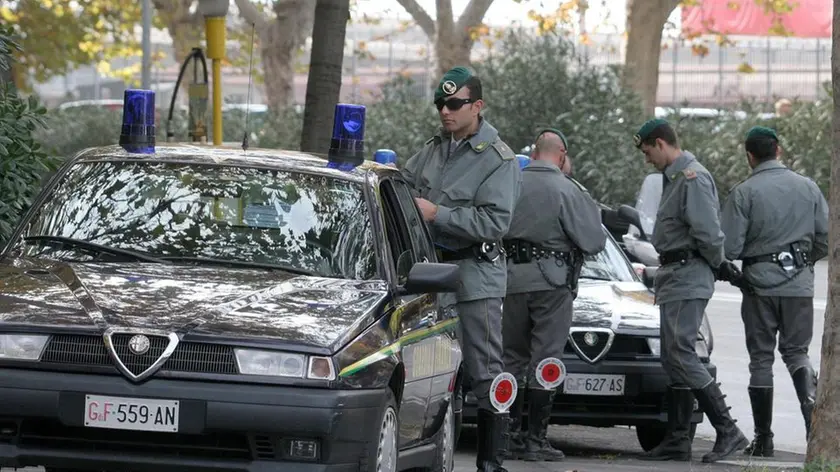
[390, 179, 435, 263]
[378, 179, 416, 285]
[20, 161, 377, 280]
[580, 230, 638, 283]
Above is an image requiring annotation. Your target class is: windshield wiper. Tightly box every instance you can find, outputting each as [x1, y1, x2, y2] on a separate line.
[24, 235, 170, 264]
[157, 256, 320, 276]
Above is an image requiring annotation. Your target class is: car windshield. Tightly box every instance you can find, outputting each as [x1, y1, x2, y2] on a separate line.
[18, 161, 377, 280]
[579, 228, 638, 282]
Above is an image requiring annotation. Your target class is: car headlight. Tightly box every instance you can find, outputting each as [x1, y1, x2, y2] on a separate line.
[234, 349, 335, 381]
[646, 338, 661, 357]
[0, 334, 49, 360]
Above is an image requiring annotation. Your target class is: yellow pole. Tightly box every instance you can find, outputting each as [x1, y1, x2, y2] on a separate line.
[204, 16, 225, 146]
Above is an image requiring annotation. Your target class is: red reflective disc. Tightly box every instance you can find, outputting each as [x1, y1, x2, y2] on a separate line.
[541, 363, 560, 383]
[494, 379, 513, 404]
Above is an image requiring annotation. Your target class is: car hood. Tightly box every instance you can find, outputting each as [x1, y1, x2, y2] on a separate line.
[572, 280, 659, 334]
[0, 258, 388, 352]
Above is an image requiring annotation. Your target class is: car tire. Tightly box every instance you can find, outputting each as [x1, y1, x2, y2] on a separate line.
[635, 423, 697, 452]
[430, 395, 456, 472]
[361, 389, 400, 472]
[452, 382, 463, 447]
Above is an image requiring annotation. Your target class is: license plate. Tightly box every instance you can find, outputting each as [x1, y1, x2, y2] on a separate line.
[562, 374, 625, 396]
[84, 394, 179, 432]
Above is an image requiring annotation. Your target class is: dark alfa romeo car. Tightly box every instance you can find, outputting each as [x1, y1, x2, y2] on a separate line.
[461, 225, 717, 451]
[0, 144, 464, 472]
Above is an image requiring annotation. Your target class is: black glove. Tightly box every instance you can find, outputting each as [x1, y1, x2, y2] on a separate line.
[716, 260, 742, 283]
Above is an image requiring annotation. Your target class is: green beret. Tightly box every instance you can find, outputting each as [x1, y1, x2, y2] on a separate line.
[633, 118, 670, 147]
[746, 126, 778, 142]
[434, 66, 473, 102]
[536, 127, 568, 151]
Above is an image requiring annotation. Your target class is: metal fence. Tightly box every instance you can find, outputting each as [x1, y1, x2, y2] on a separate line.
[334, 28, 832, 109]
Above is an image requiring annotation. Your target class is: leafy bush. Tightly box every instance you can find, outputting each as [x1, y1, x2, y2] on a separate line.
[0, 28, 58, 246]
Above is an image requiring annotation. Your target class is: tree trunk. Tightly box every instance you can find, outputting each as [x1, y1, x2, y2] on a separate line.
[623, 0, 679, 116]
[395, 0, 495, 77]
[235, 0, 314, 110]
[805, 0, 840, 462]
[152, 0, 202, 95]
[300, 0, 350, 154]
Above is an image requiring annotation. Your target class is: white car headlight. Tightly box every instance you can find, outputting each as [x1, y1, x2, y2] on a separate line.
[235, 349, 306, 378]
[0, 334, 49, 360]
[646, 338, 661, 357]
[234, 349, 336, 380]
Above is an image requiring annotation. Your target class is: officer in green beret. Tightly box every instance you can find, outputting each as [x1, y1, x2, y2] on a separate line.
[632, 119, 747, 463]
[501, 128, 605, 461]
[720, 126, 828, 455]
[400, 65, 522, 472]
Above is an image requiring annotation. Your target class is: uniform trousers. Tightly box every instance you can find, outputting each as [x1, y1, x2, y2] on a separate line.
[741, 295, 814, 387]
[455, 297, 505, 410]
[502, 288, 573, 389]
[660, 299, 714, 389]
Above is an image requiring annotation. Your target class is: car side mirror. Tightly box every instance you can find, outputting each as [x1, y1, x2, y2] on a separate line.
[642, 266, 658, 290]
[400, 262, 460, 295]
[618, 204, 648, 242]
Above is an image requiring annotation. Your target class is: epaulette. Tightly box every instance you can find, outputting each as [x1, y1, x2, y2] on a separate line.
[490, 139, 515, 161]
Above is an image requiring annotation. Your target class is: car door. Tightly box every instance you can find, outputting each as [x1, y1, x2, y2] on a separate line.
[378, 177, 435, 449]
[390, 178, 459, 442]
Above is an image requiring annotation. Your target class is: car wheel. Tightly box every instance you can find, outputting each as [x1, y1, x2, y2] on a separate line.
[374, 391, 399, 472]
[635, 423, 697, 452]
[453, 382, 463, 447]
[430, 397, 456, 472]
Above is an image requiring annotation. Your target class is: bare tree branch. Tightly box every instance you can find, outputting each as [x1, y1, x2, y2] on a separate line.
[455, 0, 494, 34]
[233, 0, 268, 30]
[394, 0, 436, 38]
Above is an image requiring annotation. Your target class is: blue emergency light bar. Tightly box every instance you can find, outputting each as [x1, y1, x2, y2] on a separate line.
[327, 104, 366, 170]
[374, 149, 397, 165]
[515, 154, 530, 169]
[119, 89, 156, 154]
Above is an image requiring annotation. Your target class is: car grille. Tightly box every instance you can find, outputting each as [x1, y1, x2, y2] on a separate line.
[7, 418, 253, 460]
[564, 333, 652, 361]
[40, 334, 238, 375]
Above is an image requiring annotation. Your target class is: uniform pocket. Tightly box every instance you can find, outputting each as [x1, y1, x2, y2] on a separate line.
[536, 258, 568, 287]
[441, 185, 474, 206]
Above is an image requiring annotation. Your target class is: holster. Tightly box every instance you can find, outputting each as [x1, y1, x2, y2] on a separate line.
[567, 249, 584, 296]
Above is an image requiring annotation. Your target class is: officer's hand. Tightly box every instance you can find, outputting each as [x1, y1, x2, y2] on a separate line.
[414, 197, 438, 222]
[716, 260, 742, 282]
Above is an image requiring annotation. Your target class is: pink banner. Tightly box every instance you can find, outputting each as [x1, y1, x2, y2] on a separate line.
[681, 0, 832, 38]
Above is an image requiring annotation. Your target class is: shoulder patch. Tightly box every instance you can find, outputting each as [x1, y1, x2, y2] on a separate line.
[682, 168, 697, 180]
[491, 140, 515, 161]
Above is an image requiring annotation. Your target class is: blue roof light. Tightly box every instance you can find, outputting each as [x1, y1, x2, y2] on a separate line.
[119, 89, 156, 154]
[328, 103, 365, 169]
[374, 149, 397, 165]
[515, 154, 530, 169]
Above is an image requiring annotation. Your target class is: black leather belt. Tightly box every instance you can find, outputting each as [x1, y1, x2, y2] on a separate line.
[743, 251, 810, 267]
[659, 249, 700, 265]
[438, 242, 502, 263]
[503, 239, 570, 265]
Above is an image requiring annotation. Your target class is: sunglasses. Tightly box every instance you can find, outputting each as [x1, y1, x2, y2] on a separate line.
[435, 97, 474, 111]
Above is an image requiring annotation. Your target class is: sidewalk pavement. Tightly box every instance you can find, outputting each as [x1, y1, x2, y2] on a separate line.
[455, 425, 805, 472]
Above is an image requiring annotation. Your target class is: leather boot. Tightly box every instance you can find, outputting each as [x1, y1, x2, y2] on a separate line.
[743, 387, 774, 457]
[476, 408, 510, 472]
[503, 388, 526, 459]
[693, 382, 749, 463]
[521, 389, 565, 461]
[791, 366, 817, 441]
[639, 386, 694, 461]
